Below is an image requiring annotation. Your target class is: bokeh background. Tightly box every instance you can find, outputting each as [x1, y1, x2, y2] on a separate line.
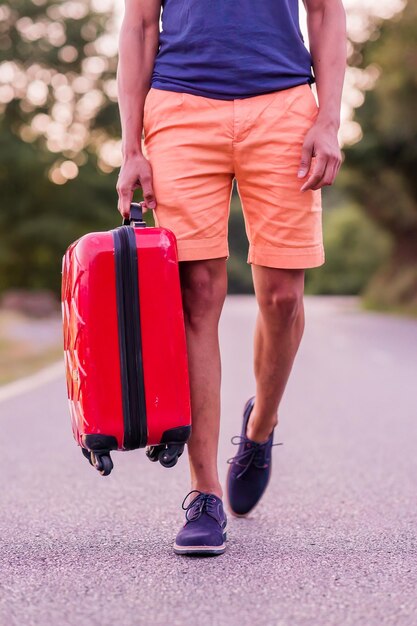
[0, 0, 416, 383]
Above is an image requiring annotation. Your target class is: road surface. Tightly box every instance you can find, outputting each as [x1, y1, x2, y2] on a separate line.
[1, 296, 416, 626]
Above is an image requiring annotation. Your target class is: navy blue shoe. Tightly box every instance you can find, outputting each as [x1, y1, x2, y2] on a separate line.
[174, 491, 227, 555]
[226, 397, 282, 517]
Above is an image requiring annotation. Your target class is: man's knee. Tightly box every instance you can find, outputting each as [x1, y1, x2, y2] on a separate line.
[180, 258, 227, 330]
[256, 269, 304, 326]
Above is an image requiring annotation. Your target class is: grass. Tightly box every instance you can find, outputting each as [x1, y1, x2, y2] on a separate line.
[362, 298, 417, 319]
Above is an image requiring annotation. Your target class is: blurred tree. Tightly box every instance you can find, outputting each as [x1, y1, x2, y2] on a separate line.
[343, 0, 417, 312]
[305, 204, 391, 296]
[0, 0, 121, 295]
[3, 0, 413, 303]
[228, 192, 254, 294]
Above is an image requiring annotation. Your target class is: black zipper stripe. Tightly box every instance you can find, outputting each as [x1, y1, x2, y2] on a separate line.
[125, 226, 147, 447]
[113, 226, 147, 449]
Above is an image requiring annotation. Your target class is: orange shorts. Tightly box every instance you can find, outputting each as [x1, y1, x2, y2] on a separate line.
[143, 83, 324, 269]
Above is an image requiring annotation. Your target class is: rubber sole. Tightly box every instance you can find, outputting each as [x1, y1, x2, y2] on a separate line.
[173, 542, 226, 556]
[174, 531, 227, 556]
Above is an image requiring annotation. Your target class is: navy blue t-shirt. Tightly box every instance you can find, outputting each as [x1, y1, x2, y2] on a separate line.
[151, 0, 314, 100]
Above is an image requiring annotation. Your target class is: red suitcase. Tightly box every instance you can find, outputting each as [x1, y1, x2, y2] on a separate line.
[61, 203, 191, 475]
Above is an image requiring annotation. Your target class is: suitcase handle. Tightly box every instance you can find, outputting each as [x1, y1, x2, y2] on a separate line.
[122, 202, 147, 228]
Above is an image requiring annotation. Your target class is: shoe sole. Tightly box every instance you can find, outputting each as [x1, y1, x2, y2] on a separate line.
[173, 531, 227, 556]
[173, 543, 226, 556]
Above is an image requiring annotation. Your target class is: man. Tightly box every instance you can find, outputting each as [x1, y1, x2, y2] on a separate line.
[116, 0, 346, 556]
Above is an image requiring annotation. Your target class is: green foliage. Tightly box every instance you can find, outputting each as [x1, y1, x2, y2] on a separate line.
[2, 0, 415, 304]
[0, 123, 119, 292]
[363, 264, 417, 315]
[227, 193, 253, 294]
[305, 204, 391, 295]
[1, 0, 119, 134]
[344, 0, 417, 310]
[0, 0, 121, 295]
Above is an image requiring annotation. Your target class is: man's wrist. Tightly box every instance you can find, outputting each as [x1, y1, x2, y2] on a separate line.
[122, 146, 143, 159]
[315, 110, 340, 131]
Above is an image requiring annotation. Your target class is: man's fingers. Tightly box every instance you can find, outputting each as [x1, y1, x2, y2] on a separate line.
[300, 157, 327, 192]
[140, 174, 157, 210]
[116, 157, 157, 219]
[309, 157, 341, 190]
[319, 161, 340, 189]
[298, 142, 314, 179]
[310, 163, 333, 190]
[116, 183, 134, 219]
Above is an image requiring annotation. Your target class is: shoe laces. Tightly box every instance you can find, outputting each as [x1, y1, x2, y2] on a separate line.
[227, 436, 283, 479]
[181, 490, 220, 523]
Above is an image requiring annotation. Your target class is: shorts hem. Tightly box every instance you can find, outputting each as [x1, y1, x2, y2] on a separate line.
[248, 245, 325, 270]
[176, 238, 229, 262]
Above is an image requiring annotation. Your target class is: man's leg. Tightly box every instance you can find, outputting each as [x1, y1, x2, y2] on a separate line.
[227, 86, 324, 516]
[179, 258, 228, 499]
[247, 265, 305, 443]
[225, 264, 306, 516]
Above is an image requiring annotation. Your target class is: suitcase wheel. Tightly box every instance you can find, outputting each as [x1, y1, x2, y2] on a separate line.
[145, 445, 165, 463]
[81, 448, 113, 476]
[159, 454, 178, 468]
[146, 443, 185, 468]
[158, 444, 185, 469]
[91, 452, 113, 476]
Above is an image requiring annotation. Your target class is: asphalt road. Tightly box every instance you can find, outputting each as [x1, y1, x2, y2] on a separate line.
[1, 296, 416, 626]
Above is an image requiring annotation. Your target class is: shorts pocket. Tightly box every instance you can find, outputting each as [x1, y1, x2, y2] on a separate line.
[286, 84, 319, 122]
[143, 88, 184, 135]
[143, 88, 155, 133]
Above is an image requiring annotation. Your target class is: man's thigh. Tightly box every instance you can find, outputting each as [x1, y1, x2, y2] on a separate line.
[234, 84, 325, 271]
[143, 88, 234, 262]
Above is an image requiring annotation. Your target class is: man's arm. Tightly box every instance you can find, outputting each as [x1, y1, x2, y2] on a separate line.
[116, 0, 161, 218]
[298, 0, 346, 191]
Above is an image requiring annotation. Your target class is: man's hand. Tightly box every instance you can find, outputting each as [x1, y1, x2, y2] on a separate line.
[116, 153, 156, 219]
[298, 120, 342, 192]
